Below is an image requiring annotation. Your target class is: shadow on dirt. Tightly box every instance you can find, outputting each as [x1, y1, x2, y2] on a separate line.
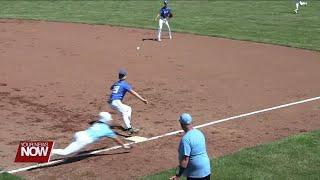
[27, 149, 130, 172]
[142, 38, 158, 41]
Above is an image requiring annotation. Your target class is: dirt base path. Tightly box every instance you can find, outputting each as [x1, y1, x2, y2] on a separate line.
[0, 19, 319, 179]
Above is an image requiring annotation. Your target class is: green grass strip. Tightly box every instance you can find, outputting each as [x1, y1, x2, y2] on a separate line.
[0, 173, 22, 180]
[143, 130, 320, 179]
[0, 1, 319, 51]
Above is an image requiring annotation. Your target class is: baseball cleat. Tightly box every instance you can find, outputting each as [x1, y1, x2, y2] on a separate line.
[294, 9, 298, 13]
[126, 127, 140, 135]
[157, 38, 162, 42]
[169, 36, 172, 39]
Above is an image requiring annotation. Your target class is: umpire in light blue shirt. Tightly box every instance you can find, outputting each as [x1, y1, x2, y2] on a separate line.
[170, 113, 211, 180]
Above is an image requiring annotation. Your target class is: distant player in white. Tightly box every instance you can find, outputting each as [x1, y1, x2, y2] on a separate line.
[294, 0, 308, 13]
[52, 112, 131, 156]
[155, 0, 173, 42]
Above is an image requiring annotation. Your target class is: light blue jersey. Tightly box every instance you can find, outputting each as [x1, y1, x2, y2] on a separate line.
[85, 122, 116, 141]
[178, 129, 211, 178]
[109, 80, 132, 101]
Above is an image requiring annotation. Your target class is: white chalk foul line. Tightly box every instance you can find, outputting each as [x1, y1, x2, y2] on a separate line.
[5, 96, 320, 174]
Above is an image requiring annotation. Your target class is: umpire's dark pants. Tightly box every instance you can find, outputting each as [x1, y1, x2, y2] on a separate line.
[187, 174, 211, 180]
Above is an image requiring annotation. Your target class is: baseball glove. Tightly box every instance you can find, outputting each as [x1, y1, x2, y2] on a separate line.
[169, 12, 173, 18]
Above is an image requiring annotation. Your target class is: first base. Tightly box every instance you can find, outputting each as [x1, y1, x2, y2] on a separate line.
[125, 136, 148, 143]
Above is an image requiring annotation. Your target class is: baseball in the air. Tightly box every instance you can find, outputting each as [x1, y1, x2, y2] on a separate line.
[136, 46, 140, 50]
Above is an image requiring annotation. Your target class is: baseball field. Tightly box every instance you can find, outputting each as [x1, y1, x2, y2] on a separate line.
[0, 0, 319, 179]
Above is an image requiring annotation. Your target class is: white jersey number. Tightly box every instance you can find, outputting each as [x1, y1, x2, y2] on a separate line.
[112, 85, 120, 94]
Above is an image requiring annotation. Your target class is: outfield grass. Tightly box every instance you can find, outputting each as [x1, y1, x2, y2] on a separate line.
[0, 1, 319, 51]
[143, 130, 320, 179]
[0, 173, 21, 180]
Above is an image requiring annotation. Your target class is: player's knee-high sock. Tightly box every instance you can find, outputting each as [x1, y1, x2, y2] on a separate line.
[166, 22, 172, 39]
[295, 2, 299, 10]
[158, 28, 162, 40]
[158, 20, 163, 40]
[158, 30, 162, 40]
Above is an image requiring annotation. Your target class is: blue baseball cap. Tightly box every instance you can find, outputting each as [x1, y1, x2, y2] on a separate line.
[119, 69, 127, 76]
[179, 113, 192, 125]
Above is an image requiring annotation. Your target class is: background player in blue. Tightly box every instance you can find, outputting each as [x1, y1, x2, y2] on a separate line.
[109, 69, 148, 135]
[171, 113, 211, 180]
[52, 112, 131, 156]
[294, 0, 308, 13]
[154, 0, 172, 42]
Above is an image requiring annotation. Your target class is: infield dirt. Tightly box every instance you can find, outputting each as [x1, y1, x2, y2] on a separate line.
[0, 19, 320, 179]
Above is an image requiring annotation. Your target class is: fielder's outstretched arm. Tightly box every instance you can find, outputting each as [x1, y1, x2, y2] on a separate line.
[130, 90, 148, 104]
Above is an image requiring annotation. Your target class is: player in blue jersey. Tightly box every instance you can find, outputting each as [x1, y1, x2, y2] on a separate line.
[294, 0, 308, 13]
[171, 113, 211, 180]
[108, 69, 148, 135]
[51, 112, 131, 156]
[155, 0, 172, 42]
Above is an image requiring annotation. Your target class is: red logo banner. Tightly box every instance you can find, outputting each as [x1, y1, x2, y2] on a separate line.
[14, 141, 54, 163]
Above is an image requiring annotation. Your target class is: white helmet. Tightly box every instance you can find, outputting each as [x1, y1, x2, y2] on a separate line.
[98, 112, 113, 123]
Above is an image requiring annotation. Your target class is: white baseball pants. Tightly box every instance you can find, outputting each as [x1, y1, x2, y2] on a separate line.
[110, 100, 132, 129]
[52, 131, 94, 156]
[158, 18, 172, 40]
[295, 1, 307, 11]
